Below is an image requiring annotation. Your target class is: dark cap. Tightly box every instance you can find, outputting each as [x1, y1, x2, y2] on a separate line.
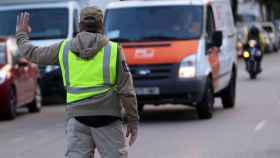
[80, 6, 103, 23]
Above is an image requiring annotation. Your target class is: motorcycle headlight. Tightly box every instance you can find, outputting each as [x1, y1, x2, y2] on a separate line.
[178, 55, 196, 78]
[0, 70, 6, 85]
[243, 51, 250, 58]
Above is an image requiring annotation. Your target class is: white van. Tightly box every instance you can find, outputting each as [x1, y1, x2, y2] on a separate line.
[90, 0, 120, 11]
[0, 0, 90, 100]
[105, 0, 237, 119]
[0, 0, 90, 47]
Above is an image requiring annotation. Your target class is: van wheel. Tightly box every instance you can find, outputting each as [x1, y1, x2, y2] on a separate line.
[138, 104, 144, 117]
[27, 84, 42, 113]
[5, 89, 17, 120]
[221, 70, 236, 109]
[197, 79, 214, 119]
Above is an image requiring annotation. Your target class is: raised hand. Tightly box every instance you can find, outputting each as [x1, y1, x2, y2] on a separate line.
[16, 12, 32, 33]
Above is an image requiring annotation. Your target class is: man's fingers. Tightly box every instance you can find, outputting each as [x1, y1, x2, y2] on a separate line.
[20, 13, 25, 25]
[22, 12, 30, 25]
[22, 12, 27, 25]
[25, 12, 30, 24]
[126, 128, 130, 137]
[16, 14, 20, 26]
[129, 131, 137, 146]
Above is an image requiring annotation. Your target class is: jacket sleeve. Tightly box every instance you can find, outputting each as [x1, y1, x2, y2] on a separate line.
[116, 45, 139, 122]
[16, 31, 61, 65]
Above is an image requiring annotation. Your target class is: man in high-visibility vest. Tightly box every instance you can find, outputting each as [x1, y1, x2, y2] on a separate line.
[16, 6, 139, 158]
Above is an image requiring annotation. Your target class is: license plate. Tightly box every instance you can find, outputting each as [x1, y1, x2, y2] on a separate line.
[135, 87, 160, 95]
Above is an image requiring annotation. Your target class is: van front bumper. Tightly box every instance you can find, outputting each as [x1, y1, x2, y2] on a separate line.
[134, 76, 207, 106]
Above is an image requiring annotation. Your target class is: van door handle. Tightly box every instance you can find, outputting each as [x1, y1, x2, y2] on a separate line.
[228, 33, 235, 38]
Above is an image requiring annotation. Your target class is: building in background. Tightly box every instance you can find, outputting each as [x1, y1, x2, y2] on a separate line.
[238, 0, 262, 23]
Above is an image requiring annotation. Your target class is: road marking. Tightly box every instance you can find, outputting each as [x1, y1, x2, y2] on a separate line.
[254, 120, 267, 132]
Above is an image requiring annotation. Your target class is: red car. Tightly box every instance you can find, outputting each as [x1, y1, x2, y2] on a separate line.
[0, 37, 41, 120]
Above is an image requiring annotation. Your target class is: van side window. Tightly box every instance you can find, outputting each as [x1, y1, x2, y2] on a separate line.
[73, 9, 79, 37]
[206, 6, 215, 38]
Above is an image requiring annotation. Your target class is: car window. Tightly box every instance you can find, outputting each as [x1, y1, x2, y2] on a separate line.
[0, 8, 69, 40]
[237, 14, 257, 23]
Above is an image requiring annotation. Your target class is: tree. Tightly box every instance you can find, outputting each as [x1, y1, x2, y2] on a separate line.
[259, 0, 280, 20]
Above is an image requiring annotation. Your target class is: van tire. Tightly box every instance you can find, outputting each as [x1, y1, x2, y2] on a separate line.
[27, 84, 42, 113]
[197, 78, 214, 119]
[138, 104, 144, 117]
[221, 69, 237, 109]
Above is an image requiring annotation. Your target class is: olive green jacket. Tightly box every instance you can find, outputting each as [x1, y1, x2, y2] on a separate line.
[16, 31, 139, 122]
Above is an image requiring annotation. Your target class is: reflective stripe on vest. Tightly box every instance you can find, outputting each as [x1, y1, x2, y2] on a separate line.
[62, 41, 113, 94]
[59, 40, 118, 103]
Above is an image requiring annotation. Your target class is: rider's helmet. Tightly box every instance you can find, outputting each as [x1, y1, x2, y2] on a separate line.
[249, 26, 260, 38]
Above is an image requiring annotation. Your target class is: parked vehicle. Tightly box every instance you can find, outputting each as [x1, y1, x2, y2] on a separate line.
[260, 22, 279, 53]
[273, 19, 280, 47]
[242, 39, 262, 79]
[105, 0, 237, 119]
[0, 0, 90, 102]
[39, 66, 65, 104]
[0, 37, 41, 120]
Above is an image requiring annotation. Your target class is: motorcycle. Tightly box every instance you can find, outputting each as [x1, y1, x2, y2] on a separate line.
[242, 39, 262, 79]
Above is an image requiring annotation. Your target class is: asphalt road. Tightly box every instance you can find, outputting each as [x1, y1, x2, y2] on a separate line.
[1, 53, 280, 158]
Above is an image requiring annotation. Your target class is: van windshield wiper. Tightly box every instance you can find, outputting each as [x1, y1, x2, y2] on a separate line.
[140, 35, 181, 41]
[30, 36, 63, 40]
[110, 38, 132, 42]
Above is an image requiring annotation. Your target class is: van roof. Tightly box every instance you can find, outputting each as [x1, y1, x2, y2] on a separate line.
[0, 0, 88, 5]
[107, 0, 217, 9]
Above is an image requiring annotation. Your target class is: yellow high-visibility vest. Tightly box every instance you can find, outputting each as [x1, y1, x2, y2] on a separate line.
[58, 40, 118, 103]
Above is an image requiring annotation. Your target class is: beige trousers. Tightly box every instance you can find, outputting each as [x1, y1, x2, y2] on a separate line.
[65, 118, 128, 158]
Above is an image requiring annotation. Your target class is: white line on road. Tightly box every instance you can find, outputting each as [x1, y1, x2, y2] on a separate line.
[254, 120, 267, 132]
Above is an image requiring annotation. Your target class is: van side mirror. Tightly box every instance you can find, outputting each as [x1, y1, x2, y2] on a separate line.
[211, 31, 223, 48]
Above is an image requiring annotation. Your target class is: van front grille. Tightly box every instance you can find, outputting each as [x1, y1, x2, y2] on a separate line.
[129, 64, 173, 80]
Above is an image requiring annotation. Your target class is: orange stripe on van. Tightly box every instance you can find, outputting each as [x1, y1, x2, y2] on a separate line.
[121, 40, 199, 65]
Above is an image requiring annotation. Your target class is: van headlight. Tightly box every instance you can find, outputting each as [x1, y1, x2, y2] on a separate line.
[0, 70, 6, 85]
[178, 55, 196, 78]
[45, 65, 59, 73]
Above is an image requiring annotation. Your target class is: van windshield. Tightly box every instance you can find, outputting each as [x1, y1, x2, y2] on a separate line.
[0, 45, 5, 64]
[105, 6, 203, 42]
[0, 8, 69, 40]
[237, 14, 257, 23]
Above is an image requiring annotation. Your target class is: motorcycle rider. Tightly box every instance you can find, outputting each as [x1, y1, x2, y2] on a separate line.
[244, 25, 265, 72]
